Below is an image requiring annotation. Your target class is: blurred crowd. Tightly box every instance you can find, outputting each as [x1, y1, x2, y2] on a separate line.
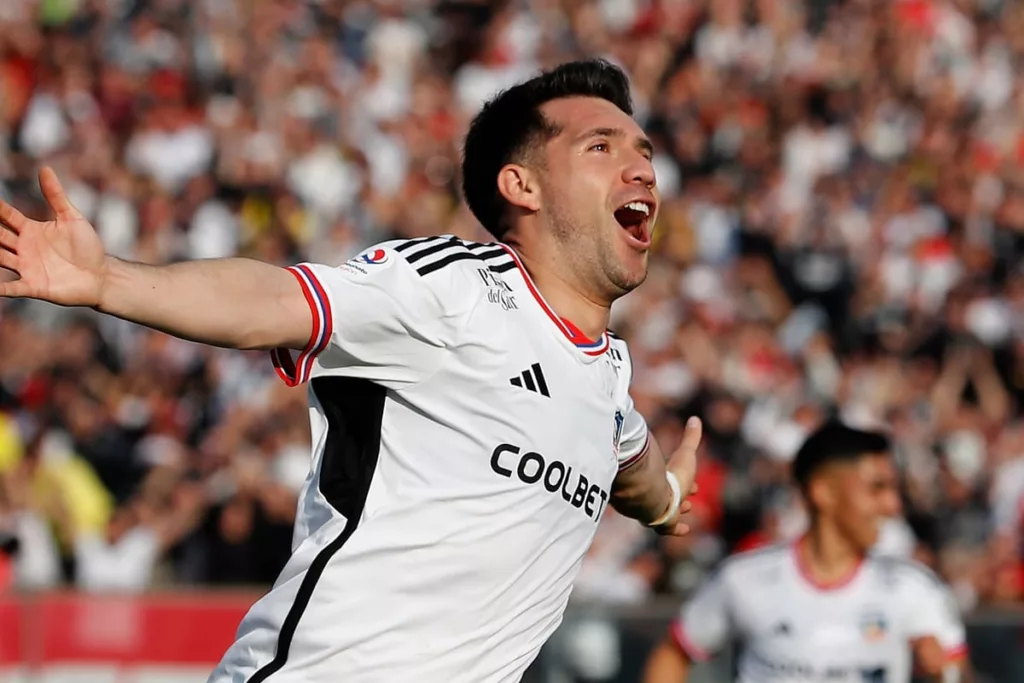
[0, 0, 1021, 614]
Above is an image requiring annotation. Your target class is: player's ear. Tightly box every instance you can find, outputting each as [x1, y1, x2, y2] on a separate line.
[497, 163, 541, 214]
[808, 475, 835, 513]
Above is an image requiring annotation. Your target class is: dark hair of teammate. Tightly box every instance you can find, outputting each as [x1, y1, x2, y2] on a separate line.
[792, 420, 892, 501]
[461, 59, 634, 239]
[792, 419, 899, 554]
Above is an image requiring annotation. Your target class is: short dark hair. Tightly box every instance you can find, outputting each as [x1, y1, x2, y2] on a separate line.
[461, 59, 634, 239]
[791, 420, 891, 496]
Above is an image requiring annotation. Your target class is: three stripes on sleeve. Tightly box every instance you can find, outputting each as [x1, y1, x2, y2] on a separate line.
[395, 236, 516, 277]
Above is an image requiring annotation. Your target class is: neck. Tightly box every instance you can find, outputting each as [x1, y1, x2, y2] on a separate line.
[505, 236, 611, 341]
[797, 520, 864, 589]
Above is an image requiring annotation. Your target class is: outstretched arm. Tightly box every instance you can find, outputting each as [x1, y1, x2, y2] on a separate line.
[0, 168, 311, 351]
[96, 257, 310, 350]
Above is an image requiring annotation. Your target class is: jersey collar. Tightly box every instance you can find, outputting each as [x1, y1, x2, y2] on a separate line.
[498, 244, 610, 357]
[792, 535, 864, 592]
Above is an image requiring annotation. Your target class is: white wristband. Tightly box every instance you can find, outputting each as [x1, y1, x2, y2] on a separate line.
[648, 471, 682, 528]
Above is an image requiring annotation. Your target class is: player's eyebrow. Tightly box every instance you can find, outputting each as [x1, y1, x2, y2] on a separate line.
[577, 127, 654, 158]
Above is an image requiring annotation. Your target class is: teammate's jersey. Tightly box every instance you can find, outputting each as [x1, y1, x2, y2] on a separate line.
[208, 236, 650, 683]
[671, 541, 967, 683]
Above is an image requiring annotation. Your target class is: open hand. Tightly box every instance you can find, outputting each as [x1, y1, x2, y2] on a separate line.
[656, 417, 702, 536]
[0, 167, 108, 307]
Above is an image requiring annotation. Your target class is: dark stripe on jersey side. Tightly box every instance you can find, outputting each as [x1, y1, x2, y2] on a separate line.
[246, 377, 386, 683]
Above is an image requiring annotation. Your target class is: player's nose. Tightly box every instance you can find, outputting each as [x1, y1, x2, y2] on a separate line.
[879, 489, 902, 517]
[623, 153, 656, 188]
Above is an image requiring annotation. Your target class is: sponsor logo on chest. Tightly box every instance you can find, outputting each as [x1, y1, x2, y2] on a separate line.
[490, 443, 610, 522]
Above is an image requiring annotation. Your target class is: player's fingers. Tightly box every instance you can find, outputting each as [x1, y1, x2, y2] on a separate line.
[0, 279, 30, 298]
[0, 199, 31, 234]
[0, 249, 19, 276]
[689, 481, 699, 495]
[39, 166, 78, 218]
[676, 416, 702, 456]
[679, 500, 692, 514]
[667, 520, 690, 537]
[0, 227, 18, 253]
[0, 247, 18, 270]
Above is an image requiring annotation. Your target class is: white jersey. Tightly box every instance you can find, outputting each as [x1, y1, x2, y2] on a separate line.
[672, 541, 967, 683]
[208, 236, 650, 683]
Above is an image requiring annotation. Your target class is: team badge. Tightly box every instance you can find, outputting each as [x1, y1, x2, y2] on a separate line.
[612, 410, 625, 455]
[859, 611, 888, 642]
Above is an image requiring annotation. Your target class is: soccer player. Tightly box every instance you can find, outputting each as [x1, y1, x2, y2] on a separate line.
[642, 420, 970, 683]
[0, 60, 699, 682]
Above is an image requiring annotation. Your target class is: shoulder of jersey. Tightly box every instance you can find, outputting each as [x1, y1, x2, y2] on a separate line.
[868, 554, 947, 591]
[716, 542, 790, 583]
[384, 234, 515, 280]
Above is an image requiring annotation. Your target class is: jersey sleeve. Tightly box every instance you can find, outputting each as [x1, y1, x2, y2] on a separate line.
[271, 244, 464, 388]
[902, 568, 968, 660]
[616, 392, 651, 470]
[670, 569, 732, 661]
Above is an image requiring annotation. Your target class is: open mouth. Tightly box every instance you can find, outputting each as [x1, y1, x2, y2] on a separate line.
[613, 200, 653, 247]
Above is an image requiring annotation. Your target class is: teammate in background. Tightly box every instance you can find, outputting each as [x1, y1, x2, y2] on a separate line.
[643, 420, 970, 683]
[0, 60, 698, 683]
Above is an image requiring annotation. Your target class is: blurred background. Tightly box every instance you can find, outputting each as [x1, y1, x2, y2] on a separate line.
[0, 0, 1021, 681]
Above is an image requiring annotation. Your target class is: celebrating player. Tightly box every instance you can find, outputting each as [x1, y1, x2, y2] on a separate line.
[0, 60, 698, 683]
[642, 420, 970, 683]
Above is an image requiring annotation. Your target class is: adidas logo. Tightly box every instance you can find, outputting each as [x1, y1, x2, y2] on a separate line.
[510, 363, 550, 397]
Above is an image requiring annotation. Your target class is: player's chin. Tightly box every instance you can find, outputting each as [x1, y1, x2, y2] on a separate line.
[613, 242, 649, 283]
[609, 261, 648, 294]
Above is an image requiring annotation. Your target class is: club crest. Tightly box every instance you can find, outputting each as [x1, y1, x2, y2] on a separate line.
[613, 410, 625, 455]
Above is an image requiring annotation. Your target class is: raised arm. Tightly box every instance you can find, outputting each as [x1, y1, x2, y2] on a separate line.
[0, 168, 311, 351]
[611, 416, 700, 536]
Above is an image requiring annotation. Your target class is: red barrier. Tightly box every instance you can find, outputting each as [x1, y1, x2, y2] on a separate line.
[0, 591, 261, 683]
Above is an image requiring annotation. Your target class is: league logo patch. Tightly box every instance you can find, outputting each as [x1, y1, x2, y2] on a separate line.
[859, 611, 888, 642]
[612, 410, 625, 455]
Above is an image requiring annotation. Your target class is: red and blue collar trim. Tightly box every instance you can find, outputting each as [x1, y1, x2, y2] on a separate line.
[499, 245, 610, 356]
